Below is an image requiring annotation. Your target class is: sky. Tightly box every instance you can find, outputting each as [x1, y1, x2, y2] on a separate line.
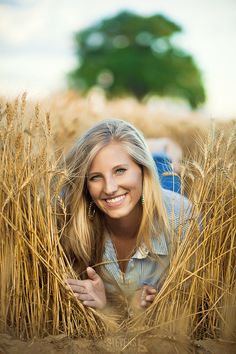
[0, 0, 236, 118]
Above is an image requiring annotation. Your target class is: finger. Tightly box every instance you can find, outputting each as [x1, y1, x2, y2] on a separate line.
[141, 287, 147, 300]
[145, 287, 157, 295]
[145, 294, 156, 302]
[86, 267, 100, 281]
[140, 300, 147, 308]
[82, 300, 97, 308]
[141, 299, 154, 308]
[66, 279, 86, 287]
[69, 285, 88, 294]
[75, 293, 94, 301]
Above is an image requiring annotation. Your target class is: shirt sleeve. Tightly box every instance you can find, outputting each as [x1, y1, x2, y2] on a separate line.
[162, 188, 193, 241]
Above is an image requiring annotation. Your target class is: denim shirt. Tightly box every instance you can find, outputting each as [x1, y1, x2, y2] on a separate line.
[102, 188, 192, 295]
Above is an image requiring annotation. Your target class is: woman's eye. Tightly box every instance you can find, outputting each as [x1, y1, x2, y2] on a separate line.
[115, 168, 126, 175]
[89, 175, 101, 181]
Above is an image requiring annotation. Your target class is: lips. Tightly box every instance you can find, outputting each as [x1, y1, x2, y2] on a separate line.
[104, 193, 127, 207]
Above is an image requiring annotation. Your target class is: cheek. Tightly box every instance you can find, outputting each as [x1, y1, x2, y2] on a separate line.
[87, 183, 100, 200]
[130, 172, 143, 194]
[137, 179, 143, 196]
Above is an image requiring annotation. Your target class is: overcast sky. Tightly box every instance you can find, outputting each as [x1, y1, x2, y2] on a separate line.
[0, 0, 236, 117]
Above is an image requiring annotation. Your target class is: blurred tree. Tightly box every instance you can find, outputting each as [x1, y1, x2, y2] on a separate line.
[68, 11, 206, 109]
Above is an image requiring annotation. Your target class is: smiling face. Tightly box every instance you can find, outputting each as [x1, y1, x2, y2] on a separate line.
[87, 142, 143, 223]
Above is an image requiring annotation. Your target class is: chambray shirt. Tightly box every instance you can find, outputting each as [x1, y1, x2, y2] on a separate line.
[102, 188, 192, 295]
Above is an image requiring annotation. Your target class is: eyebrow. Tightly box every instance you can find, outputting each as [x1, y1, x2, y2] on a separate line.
[88, 164, 129, 177]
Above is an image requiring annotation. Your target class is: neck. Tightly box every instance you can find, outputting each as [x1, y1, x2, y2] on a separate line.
[105, 205, 142, 240]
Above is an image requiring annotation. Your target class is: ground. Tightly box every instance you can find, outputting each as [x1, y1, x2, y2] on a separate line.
[0, 333, 236, 354]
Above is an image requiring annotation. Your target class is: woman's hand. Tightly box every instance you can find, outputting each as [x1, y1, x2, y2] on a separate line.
[135, 285, 157, 309]
[66, 267, 107, 309]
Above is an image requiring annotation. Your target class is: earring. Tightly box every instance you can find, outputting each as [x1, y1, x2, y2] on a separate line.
[141, 194, 144, 205]
[88, 201, 96, 220]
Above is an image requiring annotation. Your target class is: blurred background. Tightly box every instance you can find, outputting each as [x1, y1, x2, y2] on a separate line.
[0, 0, 236, 118]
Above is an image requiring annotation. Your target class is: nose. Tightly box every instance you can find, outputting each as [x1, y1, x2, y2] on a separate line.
[103, 175, 118, 195]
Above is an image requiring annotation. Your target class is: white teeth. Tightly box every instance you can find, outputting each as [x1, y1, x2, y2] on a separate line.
[106, 194, 125, 203]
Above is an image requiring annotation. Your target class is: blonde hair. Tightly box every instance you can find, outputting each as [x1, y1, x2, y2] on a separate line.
[60, 119, 169, 276]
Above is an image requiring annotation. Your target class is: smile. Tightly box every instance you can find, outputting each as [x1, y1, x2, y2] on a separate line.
[105, 193, 127, 204]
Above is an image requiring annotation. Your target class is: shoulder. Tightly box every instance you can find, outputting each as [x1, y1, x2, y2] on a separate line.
[161, 188, 192, 228]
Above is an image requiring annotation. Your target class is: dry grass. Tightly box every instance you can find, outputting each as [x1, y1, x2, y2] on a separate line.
[0, 92, 235, 352]
[0, 94, 115, 340]
[125, 124, 236, 348]
[41, 90, 209, 158]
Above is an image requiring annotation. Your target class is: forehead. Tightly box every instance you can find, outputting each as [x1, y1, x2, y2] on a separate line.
[89, 142, 135, 171]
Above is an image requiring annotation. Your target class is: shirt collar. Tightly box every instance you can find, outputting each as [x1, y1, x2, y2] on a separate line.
[132, 233, 168, 259]
[103, 229, 169, 260]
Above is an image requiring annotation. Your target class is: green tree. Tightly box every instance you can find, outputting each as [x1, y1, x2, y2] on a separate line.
[68, 11, 206, 109]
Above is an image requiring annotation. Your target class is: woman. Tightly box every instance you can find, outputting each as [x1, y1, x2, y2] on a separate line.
[61, 119, 191, 311]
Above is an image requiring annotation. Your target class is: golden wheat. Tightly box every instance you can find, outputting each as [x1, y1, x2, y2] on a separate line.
[0, 93, 235, 353]
[125, 127, 236, 350]
[0, 94, 115, 340]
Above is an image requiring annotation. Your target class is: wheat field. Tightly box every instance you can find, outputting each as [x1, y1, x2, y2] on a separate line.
[0, 92, 235, 353]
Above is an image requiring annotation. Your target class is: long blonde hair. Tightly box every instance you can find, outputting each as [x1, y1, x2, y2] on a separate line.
[60, 119, 169, 276]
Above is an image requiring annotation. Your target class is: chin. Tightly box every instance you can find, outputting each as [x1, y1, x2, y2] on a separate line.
[106, 208, 132, 219]
[111, 214, 127, 220]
